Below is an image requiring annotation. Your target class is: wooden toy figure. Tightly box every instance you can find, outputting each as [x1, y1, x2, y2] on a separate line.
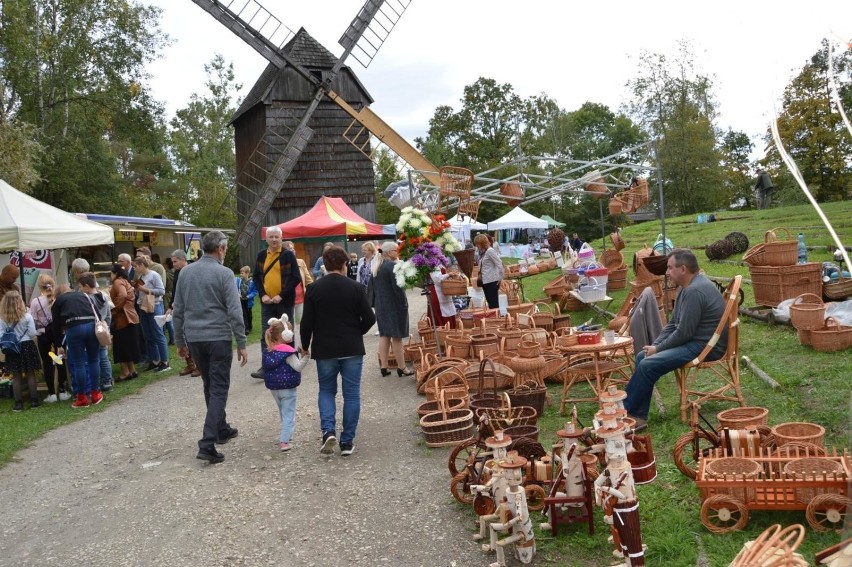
[475, 453, 536, 567]
[540, 420, 595, 536]
[470, 431, 514, 517]
[590, 408, 646, 567]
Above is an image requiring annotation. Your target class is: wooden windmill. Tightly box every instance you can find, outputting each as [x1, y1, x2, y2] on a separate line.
[191, 0, 446, 258]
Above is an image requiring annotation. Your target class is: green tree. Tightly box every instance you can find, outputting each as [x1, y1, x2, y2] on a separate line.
[625, 41, 726, 214]
[765, 39, 852, 202]
[0, 0, 169, 213]
[718, 129, 754, 208]
[0, 117, 42, 189]
[168, 54, 241, 228]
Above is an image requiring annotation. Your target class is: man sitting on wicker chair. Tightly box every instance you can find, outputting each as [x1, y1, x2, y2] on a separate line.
[623, 249, 727, 430]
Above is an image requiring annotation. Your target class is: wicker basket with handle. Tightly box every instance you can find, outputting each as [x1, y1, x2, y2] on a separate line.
[419, 390, 475, 448]
[808, 317, 852, 352]
[551, 302, 572, 332]
[788, 293, 826, 331]
[470, 332, 500, 359]
[441, 275, 468, 296]
[445, 333, 472, 359]
[531, 302, 555, 331]
[508, 380, 547, 417]
[762, 227, 798, 266]
[475, 392, 538, 435]
[468, 358, 512, 415]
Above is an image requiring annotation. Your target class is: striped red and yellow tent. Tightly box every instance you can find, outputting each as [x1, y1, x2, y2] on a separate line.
[264, 196, 387, 240]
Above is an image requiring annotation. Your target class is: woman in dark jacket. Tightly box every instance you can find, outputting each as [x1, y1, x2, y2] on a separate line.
[371, 242, 412, 377]
[52, 272, 102, 408]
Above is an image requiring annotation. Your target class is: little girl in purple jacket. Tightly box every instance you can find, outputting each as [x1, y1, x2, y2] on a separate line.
[263, 315, 310, 451]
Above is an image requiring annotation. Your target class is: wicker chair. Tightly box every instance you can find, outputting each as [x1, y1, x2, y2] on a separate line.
[674, 275, 746, 422]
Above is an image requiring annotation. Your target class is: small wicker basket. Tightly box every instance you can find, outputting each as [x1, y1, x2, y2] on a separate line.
[762, 228, 798, 266]
[788, 293, 826, 331]
[808, 317, 852, 352]
[772, 422, 825, 448]
[704, 457, 762, 500]
[441, 276, 468, 296]
[717, 407, 769, 430]
[783, 458, 844, 503]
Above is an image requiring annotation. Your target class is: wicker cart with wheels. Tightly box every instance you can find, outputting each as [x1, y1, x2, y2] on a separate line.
[696, 447, 851, 534]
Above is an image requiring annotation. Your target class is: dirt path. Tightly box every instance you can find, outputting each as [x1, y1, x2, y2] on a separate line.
[0, 291, 490, 567]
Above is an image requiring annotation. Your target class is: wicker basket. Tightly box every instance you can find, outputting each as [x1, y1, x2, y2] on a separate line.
[441, 276, 468, 296]
[610, 231, 625, 251]
[508, 380, 547, 417]
[823, 276, 852, 301]
[543, 276, 570, 301]
[762, 228, 798, 266]
[503, 424, 540, 442]
[749, 263, 822, 307]
[772, 422, 825, 448]
[500, 181, 524, 206]
[704, 457, 763, 500]
[419, 391, 476, 448]
[418, 315, 436, 344]
[531, 302, 555, 331]
[453, 248, 476, 279]
[470, 332, 500, 359]
[445, 333, 473, 359]
[475, 393, 538, 433]
[642, 254, 668, 276]
[497, 325, 525, 353]
[551, 303, 572, 332]
[717, 407, 769, 430]
[516, 339, 542, 358]
[724, 231, 750, 255]
[583, 175, 609, 199]
[784, 458, 845, 503]
[808, 317, 852, 352]
[416, 395, 466, 418]
[742, 242, 767, 266]
[600, 249, 625, 270]
[789, 293, 826, 331]
[607, 266, 628, 291]
[608, 196, 624, 216]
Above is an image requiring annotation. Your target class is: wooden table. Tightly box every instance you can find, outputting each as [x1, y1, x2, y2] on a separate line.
[558, 336, 634, 414]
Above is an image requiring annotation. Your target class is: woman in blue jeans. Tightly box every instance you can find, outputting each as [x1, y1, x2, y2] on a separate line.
[51, 273, 102, 408]
[132, 256, 170, 372]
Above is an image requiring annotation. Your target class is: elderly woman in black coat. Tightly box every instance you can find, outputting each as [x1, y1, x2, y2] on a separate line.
[371, 242, 413, 377]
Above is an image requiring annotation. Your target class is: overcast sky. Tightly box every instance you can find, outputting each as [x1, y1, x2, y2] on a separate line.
[147, 1, 851, 159]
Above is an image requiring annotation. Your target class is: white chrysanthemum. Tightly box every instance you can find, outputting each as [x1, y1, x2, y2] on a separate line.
[401, 206, 413, 214]
[404, 263, 418, 277]
[408, 218, 422, 229]
[396, 213, 412, 230]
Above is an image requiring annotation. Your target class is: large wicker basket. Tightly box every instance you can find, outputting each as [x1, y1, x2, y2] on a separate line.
[419, 392, 475, 448]
[441, 276, 468, 296]
[783, 457, 844, 503]
[452, 248, 476, 279]
[642, 254, 668, 276]
[607, 266, 628, 291]
[749, 263, 822, 307]
[823, 276, 852, 301]
[717, 407, 769, 430]
[772, 422, 825, 447]
[788, 293, 826, 331]
[508, 380, 547, 418]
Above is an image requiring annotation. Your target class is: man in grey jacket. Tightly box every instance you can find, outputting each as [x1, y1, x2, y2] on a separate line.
[172, 231, 248, 464]
[623, 249, 726, 428]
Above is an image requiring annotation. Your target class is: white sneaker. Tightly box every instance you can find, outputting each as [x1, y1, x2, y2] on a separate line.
[44, 394, 58, 403]
[58, 392, 71, 401]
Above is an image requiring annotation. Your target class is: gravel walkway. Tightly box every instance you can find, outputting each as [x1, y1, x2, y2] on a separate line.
[0, 290, 493, 567]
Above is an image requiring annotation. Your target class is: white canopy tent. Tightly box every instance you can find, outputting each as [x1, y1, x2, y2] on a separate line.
[487, 207, 549, 230]
[0, 179, 114, 251]
[448, 216, 487, 244]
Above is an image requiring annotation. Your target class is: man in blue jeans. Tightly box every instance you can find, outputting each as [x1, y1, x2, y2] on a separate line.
[300, 246, 376, 456]
[623, 249, 727, 429]
[172, 231, 248, 464]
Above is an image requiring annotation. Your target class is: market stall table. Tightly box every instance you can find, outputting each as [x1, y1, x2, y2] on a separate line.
[568, 289, 615, 321]
[558, 336, 634, 414]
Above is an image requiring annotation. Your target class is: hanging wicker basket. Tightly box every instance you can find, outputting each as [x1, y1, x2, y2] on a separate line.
[500, 182, 525, 206]
[788, 293, 826, 331]
[583, 175, 609, 200]
[642, 254, 669, 276]
[453, 248, 476, 280]
[599, 249, 625, 271]
[608, 197, 624, 216]
[610, 231, 625, 251]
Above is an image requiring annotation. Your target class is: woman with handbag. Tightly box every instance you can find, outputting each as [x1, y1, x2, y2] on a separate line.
[474, 234, 504, 309]
[131, 256, 170, 373]
[110, 265, 141, 381]
[51, 273, 103, 408]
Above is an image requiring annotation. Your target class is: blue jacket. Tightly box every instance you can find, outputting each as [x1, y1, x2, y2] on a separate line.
[262, 344, 302, 390]
[235, 277, 258, 310]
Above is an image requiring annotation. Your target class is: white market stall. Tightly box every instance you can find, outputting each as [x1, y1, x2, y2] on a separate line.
[487, 207, 549, 257]
[448, 215, 487, 245]
[0, 179, 114, 297]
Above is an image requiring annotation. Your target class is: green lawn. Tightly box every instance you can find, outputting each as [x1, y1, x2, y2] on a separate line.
[497, 201, 851, 565]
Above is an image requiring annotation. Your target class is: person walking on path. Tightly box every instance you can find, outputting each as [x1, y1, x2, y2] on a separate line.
[169, 250, 199, 377]
[262, 315, 310, 452]
[250, 226, 301, 380]
[372, 241, 413, 377]
[300, 246, 376, 456]
[172, 231, 248, 464]
[623, 249, 727, 429]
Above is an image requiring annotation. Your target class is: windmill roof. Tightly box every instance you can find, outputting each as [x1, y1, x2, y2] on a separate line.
[230, 28, 372, 124]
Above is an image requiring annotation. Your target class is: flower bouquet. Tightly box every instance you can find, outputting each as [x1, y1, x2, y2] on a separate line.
[393, 207, 461, 289]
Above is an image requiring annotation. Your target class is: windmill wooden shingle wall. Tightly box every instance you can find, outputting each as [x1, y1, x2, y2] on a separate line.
[231, 28, 376, 266]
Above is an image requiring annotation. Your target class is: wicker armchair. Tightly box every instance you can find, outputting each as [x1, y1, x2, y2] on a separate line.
[674, 275, 746, 422]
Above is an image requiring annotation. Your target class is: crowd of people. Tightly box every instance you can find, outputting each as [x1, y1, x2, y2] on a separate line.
[2, 220, 729, 471]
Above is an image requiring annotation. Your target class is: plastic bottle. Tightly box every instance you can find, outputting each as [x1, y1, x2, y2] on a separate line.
[797, 233, 807, 264]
